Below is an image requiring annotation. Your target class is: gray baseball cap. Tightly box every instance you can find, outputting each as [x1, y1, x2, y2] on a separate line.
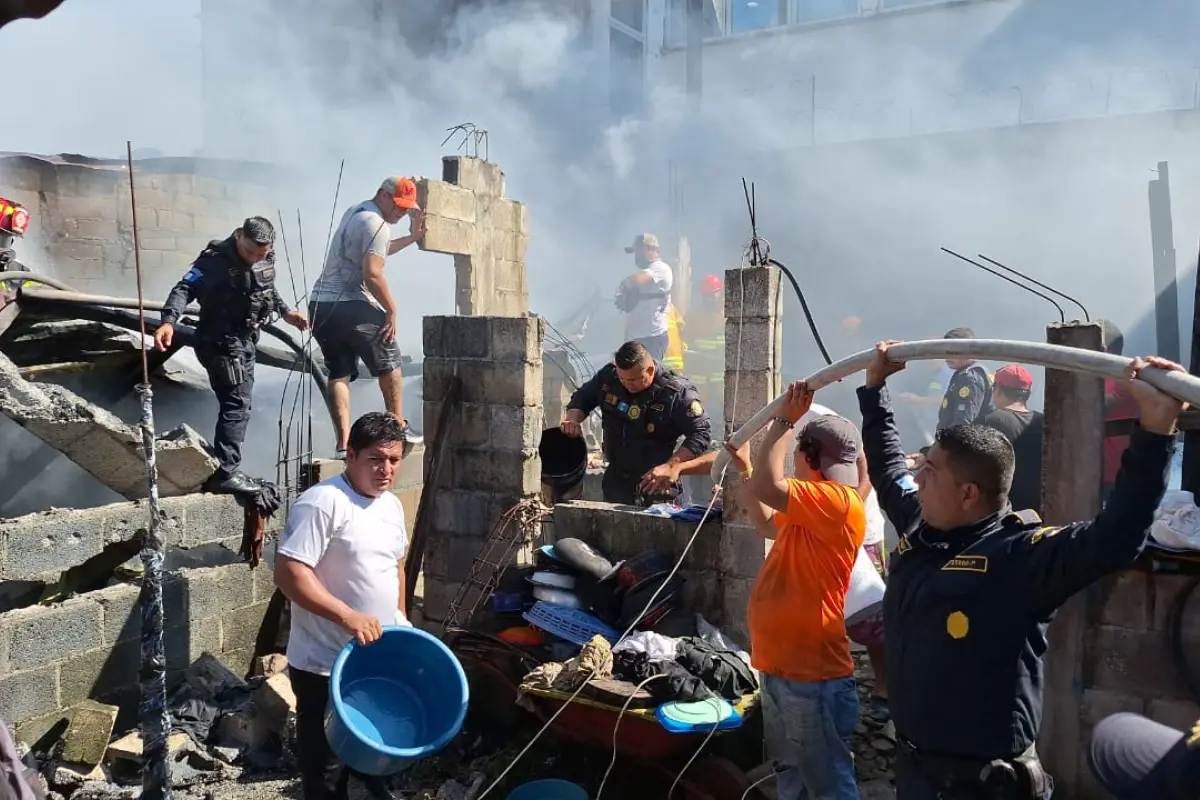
[624, 233, 660, 253]
[798, 416, 862, 486]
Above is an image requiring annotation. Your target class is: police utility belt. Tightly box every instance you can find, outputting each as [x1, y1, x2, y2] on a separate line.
[898, 737, 1049, 800]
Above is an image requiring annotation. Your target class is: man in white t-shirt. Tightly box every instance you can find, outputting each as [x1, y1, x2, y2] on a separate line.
[615, 233, 674, 363]
[275, 412, 412, 800]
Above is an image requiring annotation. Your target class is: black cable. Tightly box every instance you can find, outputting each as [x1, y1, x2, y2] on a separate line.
[767, 257, 833, 366]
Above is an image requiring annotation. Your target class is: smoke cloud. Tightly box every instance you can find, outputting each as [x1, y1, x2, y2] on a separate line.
[2, 0, 1200, 498]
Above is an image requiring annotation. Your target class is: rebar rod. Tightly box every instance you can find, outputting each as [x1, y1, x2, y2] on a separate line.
[710, 338, 1200, 481]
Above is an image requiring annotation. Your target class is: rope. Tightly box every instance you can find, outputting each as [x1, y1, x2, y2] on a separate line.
[595, 674, 666, 799]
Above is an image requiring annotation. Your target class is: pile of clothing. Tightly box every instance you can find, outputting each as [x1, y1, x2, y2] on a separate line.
[611, 630, 757, 703]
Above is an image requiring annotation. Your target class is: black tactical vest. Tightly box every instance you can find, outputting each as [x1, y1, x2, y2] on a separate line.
[598, 368, 687, 477]
[195, 238, 278, 341]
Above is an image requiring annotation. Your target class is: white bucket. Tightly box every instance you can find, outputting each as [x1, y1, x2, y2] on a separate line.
[844, 546, 886, 626]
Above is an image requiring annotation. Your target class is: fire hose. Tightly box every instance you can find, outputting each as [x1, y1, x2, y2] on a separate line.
[709, 337, 1200, 482]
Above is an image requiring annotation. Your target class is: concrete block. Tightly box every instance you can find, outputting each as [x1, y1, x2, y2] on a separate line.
[1151, 573, 1199, 632]
[138, 235, 176, 252]
[432, 490, 499, 539]
[455, 449, 540, 495]
[1146, 697, 1200, 731]
[96, 584, 140, 645]
[59, 640, 139, 707]
[54, 195, 117, 221]
[489, 404, 543, 453]
[495, 230, 529, 263]
[167, 192, 209, 216]
[724, 320, 780, 373]
[724, 266, 781, 320]
[14, 709, 70, 748]
[419, 215, 475, 257]
[442, 316, 493, 359]
[0, 668, 59, 726]
[424, 533, 488, 584]
[718, 525, 767, 579]
[415, 179, 476, 224]
[1, 510, 101, 580]
[488, 316, 542, 363]
[444, 156, 505, 197]
[491, 199, 527, 233]
[4, 599, 103, 670]
[395, 487, 422, 528]
[105, 498, 185, 549]
[679, 570, 725, 625]
[551, 501, 602, 545]
[219, 601, 271, 654]
[724, 370, 780, 429]
[253, 671, 296, 734]
[420, 577, 459, 624]
[177, 493, 249, 547]
[192, 176, 227, 200]
[429, 401, 489, 449]
[396, 444, 425, 490]
[483, 361, 543, 407]
[106, 731, 189, 764]
[720, 576, 756, 646]
[148, 173, 195, 194]
[67, 218, 121, 240]
[494, 259, 526, 295]
[181, 565, 256, 624]
[47, 240, 106, 262]
[153, 209, 195, 233]
[1078, 688, 1146, 727]
[62, 700, 119, 767]
[1097, 571, 1153, 631]
[252, 653, 288, 678]
[163, 618, 222, 672]
[1089, 625, 1188, 699]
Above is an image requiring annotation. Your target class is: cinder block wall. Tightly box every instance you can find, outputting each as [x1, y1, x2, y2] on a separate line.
[1064, 569, 1200, 797]
[419, 315, 544, 625]
[0, 154, 299, 299]
[0, 493, 283, 741]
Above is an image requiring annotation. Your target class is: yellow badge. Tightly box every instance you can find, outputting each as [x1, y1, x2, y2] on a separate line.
[628, 405, 641, 420]
[941, 398, 949, 409]
[1188, 720, 1200, 746]
[958, 386, 971, 398]
[647, 423, 655, 433]
[946, 611, 970, 640]
[1030, 526, 1063, 546]
[896, 536, 912, 554]
[688, 400, 704, 418]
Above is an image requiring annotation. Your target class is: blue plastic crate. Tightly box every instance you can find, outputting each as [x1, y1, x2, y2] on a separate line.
[522, 601, 620, 646]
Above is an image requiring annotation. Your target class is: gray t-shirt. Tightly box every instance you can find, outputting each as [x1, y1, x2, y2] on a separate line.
[310, 200, 390, 307]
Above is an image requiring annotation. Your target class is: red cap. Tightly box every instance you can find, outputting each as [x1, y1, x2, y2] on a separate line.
[994, 365, 1032, 391]
[701, 274, 723, 294]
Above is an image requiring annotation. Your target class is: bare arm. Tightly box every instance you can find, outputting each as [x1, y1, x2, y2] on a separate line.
[397, 559, 407, 617]
[856, 449, 873, 501]
[745, 418, 792, 514]
[675, 449, 718, 477]
[362, 253, 398, 317]
[275, 555, 358, 628]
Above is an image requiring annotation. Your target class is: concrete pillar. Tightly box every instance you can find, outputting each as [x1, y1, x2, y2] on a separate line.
[1038, 320, 1106, 797]
[418, 315, 545, 626]
[718, 266, 782, 645]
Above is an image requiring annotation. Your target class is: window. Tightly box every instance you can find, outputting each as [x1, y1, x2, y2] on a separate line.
[611, 0, 646, 32]
[611, 29, 645, 119]
[665, 0, 728, 47]
[880, 0, 939, 7]
[793, 0, 860, 23]
[732, 0, 784, 33]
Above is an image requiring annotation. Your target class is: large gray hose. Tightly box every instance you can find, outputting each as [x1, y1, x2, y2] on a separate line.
[711, 338, 1200, 482]
[0, 271, 76, 292]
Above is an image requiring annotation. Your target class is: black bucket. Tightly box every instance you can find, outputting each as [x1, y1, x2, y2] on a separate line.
[538, 427, 587, 491]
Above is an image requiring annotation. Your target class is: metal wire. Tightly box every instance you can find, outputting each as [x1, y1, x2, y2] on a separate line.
[976, 253, 1091, 321]
[942, 247, 1066, 323]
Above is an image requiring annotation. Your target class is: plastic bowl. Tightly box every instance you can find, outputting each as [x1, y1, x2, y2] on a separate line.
[505, 779, 590, 800]
[326, 626, 469, 776]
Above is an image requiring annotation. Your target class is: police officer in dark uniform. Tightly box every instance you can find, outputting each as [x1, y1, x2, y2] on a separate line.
[560, 340, 712, 505]
[937, 326, 994, 431]
[155, 217, 308, 493]
[857, 340, 1182, 800]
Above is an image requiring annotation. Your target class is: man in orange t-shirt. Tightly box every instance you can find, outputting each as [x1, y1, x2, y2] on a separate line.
[733, 380, 866, 800]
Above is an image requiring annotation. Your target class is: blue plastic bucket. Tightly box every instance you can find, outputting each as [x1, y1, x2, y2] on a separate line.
[505, 779, 589, 800]
[326, 626, 469, 776]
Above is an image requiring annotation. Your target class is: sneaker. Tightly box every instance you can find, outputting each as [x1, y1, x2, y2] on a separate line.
[334, 448, 347, 461]
[399, 420, 423, 448]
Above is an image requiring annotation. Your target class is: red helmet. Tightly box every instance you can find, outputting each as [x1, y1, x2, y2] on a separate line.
[0, 199, 29, 237]
[701, 273, 723, 295]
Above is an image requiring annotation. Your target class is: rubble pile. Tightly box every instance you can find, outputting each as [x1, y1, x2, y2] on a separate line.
[851, 650, 896, 798]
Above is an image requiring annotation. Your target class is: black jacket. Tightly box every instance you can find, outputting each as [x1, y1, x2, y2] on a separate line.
[859, 383, 1171, 760]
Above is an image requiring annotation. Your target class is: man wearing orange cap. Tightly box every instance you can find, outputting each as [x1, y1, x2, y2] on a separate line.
[309, 177, 426, 458]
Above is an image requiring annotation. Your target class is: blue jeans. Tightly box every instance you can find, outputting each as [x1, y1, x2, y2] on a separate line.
[762, 673, 860, 800]
[633, 333, 668, 364]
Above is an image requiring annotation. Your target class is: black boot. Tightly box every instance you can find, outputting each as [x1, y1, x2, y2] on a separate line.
[203, 470, 260, 495]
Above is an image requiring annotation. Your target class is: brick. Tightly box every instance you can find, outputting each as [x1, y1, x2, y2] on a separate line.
[6, 600, 103, 670]
[491, 199, 526, 233]
[252, 653, 288, 678]
[483, 361, 542, 407]
[494, 259, 526, 294]
[47, 240, 105, 262]
[0, 668, 59, 724]
[253, 672, 296, 734]
[148, 173, 195, 194]
[442, 316, 492, 359]
[420, 577, 459, 624]
[192, 176, 227, 199]
[720, 577, 755, 646]
[220, 601, 271, 654]
[62, 700, 119, 767]
[420, 215, 475, 257]
[495, 230, 529, 263]
[180, 565, 255, 623]
[430, 401, 489, 449]
[445, 157, 504, 197]
[138, 236, 176, 252]
[1097, 571, 1153, 630]
[489, 404, 542, 452]
[162, 619, 221, 672]
[67, 218, 120, 240]
[1088, 625, 1188, 699]
[15, 710, 71, 748]
[488, 316, 541, 363]
[724, 266, 781, 319]
[96, 584, 140, 645]
[54, 195, 117, 220]
[58, 640, 139, 707]
[153, 209, 195, 232]
[415, 179, 476, 223]
[552, 501, 601, 545]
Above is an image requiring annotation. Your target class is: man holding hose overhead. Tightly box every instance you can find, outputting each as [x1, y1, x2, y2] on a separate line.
[859, 340, 1184, 799]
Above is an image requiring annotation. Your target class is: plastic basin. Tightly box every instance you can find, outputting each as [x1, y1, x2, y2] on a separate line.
[505, 779, 589, 800]
[326, 626, 469, 776]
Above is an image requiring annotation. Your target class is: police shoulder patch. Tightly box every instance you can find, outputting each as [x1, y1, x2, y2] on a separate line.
[182, 267, 203, 284]
[1003, 509, 1042, 527]
[687, 399, 703, 418]
[958, 385, 971, 398]
[1029, 526, 1064, 546]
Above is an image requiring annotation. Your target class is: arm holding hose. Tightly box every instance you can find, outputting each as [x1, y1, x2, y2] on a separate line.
[1016, 356, 1183, 616]
[857, 341, 923, 533]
